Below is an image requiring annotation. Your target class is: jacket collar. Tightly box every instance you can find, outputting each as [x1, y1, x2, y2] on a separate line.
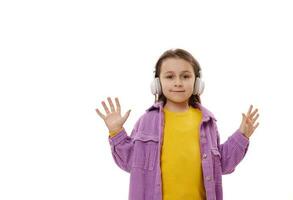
[145, 100, 217, 122]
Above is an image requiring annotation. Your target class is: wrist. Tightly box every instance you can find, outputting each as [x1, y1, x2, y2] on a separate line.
[109, 127, 124, 134]
[239, 129, 249, 139]
[243, 133, 250, 139]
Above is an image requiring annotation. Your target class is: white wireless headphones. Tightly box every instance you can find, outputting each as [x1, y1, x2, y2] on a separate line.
[150, 67, 205, 96]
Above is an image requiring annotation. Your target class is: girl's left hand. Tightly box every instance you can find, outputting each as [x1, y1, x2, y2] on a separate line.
[239, 105, 260, 139]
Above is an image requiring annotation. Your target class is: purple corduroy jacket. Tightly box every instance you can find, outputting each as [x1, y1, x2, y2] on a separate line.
[108, 101, 250, 200]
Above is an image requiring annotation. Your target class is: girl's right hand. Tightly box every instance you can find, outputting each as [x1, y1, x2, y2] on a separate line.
[95, 97, 131, 132]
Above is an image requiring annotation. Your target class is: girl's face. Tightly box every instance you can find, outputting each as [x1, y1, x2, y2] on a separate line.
[159, 58, 195, 105]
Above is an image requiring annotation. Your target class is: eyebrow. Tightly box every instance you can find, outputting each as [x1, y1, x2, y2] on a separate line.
[164, 70, 192, 74]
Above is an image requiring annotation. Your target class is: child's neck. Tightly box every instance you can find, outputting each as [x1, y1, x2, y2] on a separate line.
[164, 101, 190, 112]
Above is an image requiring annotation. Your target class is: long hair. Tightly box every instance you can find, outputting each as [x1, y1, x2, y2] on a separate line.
[153, 48, 202, 107]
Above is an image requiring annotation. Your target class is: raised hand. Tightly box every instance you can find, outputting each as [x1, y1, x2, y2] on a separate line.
[239, 105, 260, 139]
[95, 97, 131, 132]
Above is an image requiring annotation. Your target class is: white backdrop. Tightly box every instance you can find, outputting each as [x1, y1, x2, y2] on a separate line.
[1, 0, 293, 199]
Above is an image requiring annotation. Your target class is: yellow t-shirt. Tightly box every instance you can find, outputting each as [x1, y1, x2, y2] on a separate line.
[161, 106, 206, 200]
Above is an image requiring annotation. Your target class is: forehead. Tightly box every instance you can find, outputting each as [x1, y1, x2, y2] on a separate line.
[161, 58, 193, 73]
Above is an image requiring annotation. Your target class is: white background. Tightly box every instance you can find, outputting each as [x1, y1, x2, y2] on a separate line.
[1, 0, 293, 199]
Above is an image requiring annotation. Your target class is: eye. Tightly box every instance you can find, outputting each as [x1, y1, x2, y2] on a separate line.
[165, 75, 190, 79]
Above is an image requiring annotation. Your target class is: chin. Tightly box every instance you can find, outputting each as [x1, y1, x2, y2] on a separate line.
[167, 97, 189, 103]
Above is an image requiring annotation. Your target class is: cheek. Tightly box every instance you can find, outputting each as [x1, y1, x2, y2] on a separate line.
[187, 81, 195, 88]
[160, 80, 170, 88]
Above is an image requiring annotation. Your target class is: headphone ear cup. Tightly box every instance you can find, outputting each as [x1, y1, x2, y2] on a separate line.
[150, 77, 162, 95]
[198, 80, 205, 95]
[193, 77, 205, 95]
[193, 77, 200, 95]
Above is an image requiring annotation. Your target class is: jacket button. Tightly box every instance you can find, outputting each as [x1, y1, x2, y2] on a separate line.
[202, 153, 207, 159]
[206, 176, 211, 181]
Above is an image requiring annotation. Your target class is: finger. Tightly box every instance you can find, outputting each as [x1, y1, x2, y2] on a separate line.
[122, 109, 131, 124]
[115, 97, 121, 114]
[246, 105, 253, 116]
[107, 97, 116, 112]
[242, 113, 247, 123]
[101, 101, 110, 114]
[252, 113, 259, 124]
[250, 108, 258, 118]
[243, 113, 252, 123]
[243, 113, 252, 125]
[252, 122, 260, 133]
[95, 108, 105, 119]
[254, 122, 259, 129]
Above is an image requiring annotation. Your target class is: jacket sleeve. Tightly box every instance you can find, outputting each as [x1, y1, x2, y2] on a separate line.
[108, 117, 142, 173]
[215, 122, 250, 175]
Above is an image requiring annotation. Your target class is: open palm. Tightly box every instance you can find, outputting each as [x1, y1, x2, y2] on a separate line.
[239, 105, 260, 138]
[95, 97, 131, 132]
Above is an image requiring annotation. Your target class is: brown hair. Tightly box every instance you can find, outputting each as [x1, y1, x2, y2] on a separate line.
[154, 48, 202, 107]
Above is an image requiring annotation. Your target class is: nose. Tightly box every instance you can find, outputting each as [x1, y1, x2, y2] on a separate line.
[174, 77, 183, 87]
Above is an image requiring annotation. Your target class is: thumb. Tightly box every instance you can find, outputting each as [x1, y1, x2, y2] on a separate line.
[122, 109, 131, 124]
[242, 113, 246, 122]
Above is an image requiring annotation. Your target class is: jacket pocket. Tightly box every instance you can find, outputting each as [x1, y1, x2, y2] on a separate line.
[211, 148, 221, 159]
[211, 148, 222, 167]
[132, 135, 159, 171]
[211, 148, 222, 184]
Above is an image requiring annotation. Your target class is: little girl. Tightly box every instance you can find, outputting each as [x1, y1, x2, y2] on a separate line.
[95, 48, 260, 200]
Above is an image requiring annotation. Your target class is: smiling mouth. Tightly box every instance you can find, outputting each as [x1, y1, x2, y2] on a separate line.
[172, 91, 185, 92]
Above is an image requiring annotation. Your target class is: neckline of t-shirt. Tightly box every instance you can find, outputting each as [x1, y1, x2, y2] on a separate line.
[163, 106, 194, 115]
